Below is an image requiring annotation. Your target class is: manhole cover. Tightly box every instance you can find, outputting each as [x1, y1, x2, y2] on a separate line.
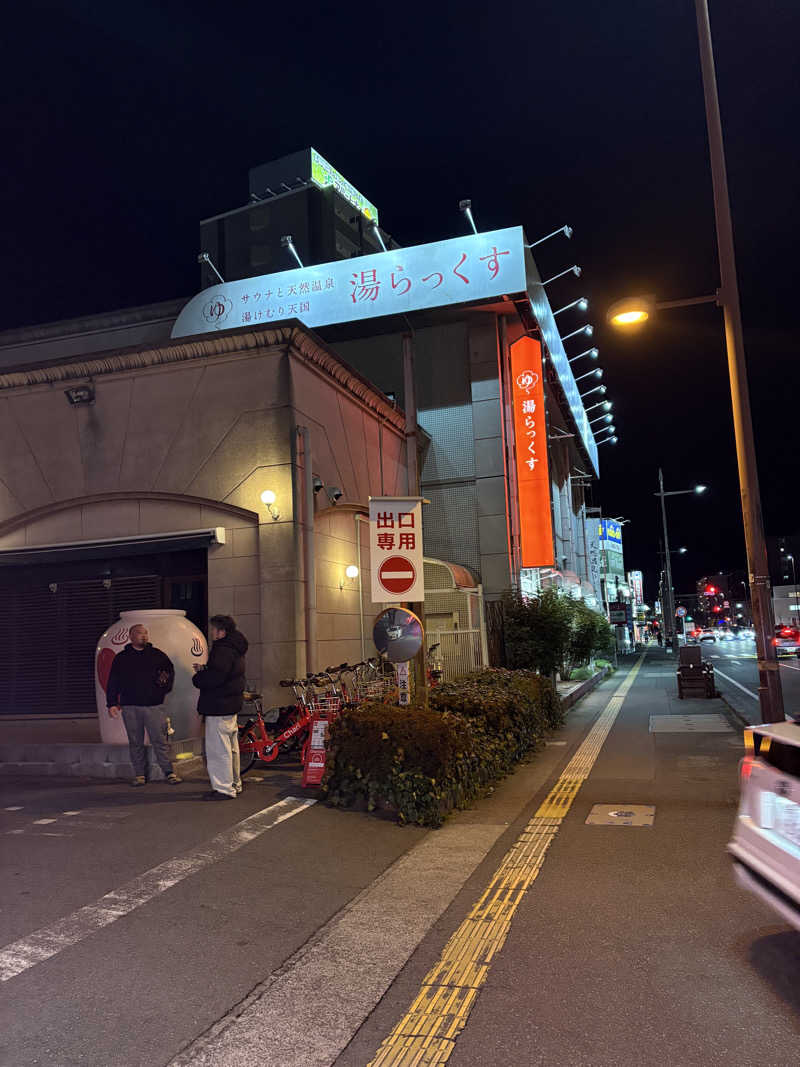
[649, 714, 732, 733]
[586, 804, 655, 827]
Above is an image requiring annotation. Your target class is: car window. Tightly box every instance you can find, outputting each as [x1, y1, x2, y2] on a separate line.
[760, 739, 800, 778]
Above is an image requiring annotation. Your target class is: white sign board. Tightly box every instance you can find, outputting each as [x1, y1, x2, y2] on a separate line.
[396, 661, 411, 706]
[171, 228, 526, 339]
[369, 497, 424, 604]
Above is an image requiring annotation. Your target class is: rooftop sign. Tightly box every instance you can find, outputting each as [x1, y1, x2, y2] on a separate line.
[171, 227, 526, 339]
[310, 149, 379, 223]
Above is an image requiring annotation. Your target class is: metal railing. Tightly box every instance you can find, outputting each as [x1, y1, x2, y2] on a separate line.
[429, 629, 484, 681]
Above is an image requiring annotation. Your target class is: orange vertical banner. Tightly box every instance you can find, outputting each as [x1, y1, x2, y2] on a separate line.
[509, 336, 554, 567]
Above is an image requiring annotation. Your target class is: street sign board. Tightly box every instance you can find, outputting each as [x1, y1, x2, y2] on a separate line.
[608, 601, 628, 625]
[676, 606, 687, 618]
[369, 497, 424, 603]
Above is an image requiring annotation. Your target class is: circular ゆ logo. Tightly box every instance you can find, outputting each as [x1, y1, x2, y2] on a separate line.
[515, 370, 538, 391]
[190, 636, 204, 657]
[202, 294, 232, 327]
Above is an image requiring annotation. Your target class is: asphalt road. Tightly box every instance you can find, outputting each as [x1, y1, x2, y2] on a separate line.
[698, 637, 800, 722]
[0, 764, 427, 1067]
[3, 654, 799, 1067]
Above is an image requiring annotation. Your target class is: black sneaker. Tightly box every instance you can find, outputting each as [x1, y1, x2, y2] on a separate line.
[201, 790, 233, 801]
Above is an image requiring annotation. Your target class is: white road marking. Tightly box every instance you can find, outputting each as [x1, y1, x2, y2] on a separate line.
[33, 819, 56, 825]
[0, 796, 315, 983]
[714, 668, 759, 702]
[6, 830, 24, 835]
[62, 810, 82, 816]
[779, 661, 800, 673]
[4, 806, 23, 812]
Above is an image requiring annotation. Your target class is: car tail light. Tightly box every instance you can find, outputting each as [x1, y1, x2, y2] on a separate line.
[772, 637, 779, 646]
[740, 756, 755, 783]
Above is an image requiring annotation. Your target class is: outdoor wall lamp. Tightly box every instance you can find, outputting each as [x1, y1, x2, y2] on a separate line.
[340, 564, 360, 590]
[526, 225, 573, 249]
[562, 324, 594, 342]
[325, 486, 343, 504]
[459, 199, 478, 235]
[569, 347, 599, 364]
[589, 412, 613, 426]
[64, 383, 95, 406]
[313, 476, 325, 494]
[585, 399, 612, 414]
[542, 265, 581, 286]
[260, 489, 280, 521]
[597, 436, 618, 446]
[575, 367, 603, 383]
[553, 297, 588, 316]
[280, 235, 304, 268]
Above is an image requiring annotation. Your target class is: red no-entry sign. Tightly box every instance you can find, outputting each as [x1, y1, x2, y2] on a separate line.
[378, 556, 417, 596]
[369, 497, 425, 603]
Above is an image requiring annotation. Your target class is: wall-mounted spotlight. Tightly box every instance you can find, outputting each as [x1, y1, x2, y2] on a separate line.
[580, 384, 607, 400]
[562, 324, 594, 342]
[325, 486, 343, 505]
[312, 476, 325, 494]
[459, 199, 478, 235]
[569, 347, 599, 364]
[575, 367, 603, 383]
[260, 489, 280, 521]
[64, 383, 95, 406]
[597, 436, 619, 446]
[589, 412, 613, 426]
[585, 399, 613, 414]
[197, 252, 225, 284]
[526, 225, 573, 249]
[371, 223, 388, 253]
[280, 235, 304, 268]
[553, 297, 589, 316]
[542, 265, 581, 286]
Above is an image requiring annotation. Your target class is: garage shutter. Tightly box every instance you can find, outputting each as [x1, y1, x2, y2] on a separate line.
[0, 575, 161, 716]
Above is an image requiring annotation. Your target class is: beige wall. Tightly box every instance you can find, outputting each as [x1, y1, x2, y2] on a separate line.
[0, 331, 408, 716]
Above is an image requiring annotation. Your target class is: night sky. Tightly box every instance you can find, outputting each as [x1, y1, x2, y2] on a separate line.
[3, 1, 798, 602]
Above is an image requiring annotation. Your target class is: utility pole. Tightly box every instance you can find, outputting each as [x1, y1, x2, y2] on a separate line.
[694, 0, 783, 721]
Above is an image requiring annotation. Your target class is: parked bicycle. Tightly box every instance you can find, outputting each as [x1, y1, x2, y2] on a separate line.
[237, 659, 399, 775]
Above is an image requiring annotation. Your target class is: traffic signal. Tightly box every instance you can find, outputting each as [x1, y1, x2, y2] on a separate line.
[705, 585, 717, 595]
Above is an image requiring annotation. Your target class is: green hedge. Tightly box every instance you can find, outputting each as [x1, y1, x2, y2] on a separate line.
[322, 669, 562, 827]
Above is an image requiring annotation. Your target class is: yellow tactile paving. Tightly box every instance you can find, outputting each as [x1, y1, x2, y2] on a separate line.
[368, 653, 646, 1067]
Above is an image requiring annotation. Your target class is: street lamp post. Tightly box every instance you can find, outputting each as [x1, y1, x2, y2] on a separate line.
[607, 2, 785, 721]
[787, 555, 799, 626]
[694, 0, 783, 722]
[655, 472, 705, 653]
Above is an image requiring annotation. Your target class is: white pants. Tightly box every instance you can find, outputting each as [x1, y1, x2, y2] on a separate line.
[204, 714, 241, 797]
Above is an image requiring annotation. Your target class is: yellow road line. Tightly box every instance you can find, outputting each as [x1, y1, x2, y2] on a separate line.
[369, 653, 646, 1067]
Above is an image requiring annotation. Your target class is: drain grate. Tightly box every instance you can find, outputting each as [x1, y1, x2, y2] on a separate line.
[649, 714, 732, 733]
[586, 804, 655, 827]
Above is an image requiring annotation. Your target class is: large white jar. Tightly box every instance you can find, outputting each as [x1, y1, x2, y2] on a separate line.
[95, 609, 207, 744]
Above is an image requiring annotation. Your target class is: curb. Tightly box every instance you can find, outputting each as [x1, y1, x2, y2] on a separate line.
[560, 667, 609, 713]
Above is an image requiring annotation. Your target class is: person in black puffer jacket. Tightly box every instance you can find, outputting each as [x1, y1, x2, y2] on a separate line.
[192, 614, 249, 800]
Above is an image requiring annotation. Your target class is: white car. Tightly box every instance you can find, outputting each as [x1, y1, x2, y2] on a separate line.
[728, 722, 800, 932]
[773, 626, 800, 656]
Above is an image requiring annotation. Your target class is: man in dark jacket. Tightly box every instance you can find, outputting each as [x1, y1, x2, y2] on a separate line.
[106, 623, 181, 786]
[192, 614, 248, 800]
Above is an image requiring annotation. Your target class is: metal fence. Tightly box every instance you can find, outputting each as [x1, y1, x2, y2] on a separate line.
[429, 629, 485, 681]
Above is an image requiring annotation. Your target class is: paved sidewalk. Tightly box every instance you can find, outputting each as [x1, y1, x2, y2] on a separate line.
[339, 649, 800, 1067]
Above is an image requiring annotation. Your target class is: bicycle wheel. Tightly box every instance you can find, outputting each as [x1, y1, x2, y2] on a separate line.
[238, 729, 259, 774]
